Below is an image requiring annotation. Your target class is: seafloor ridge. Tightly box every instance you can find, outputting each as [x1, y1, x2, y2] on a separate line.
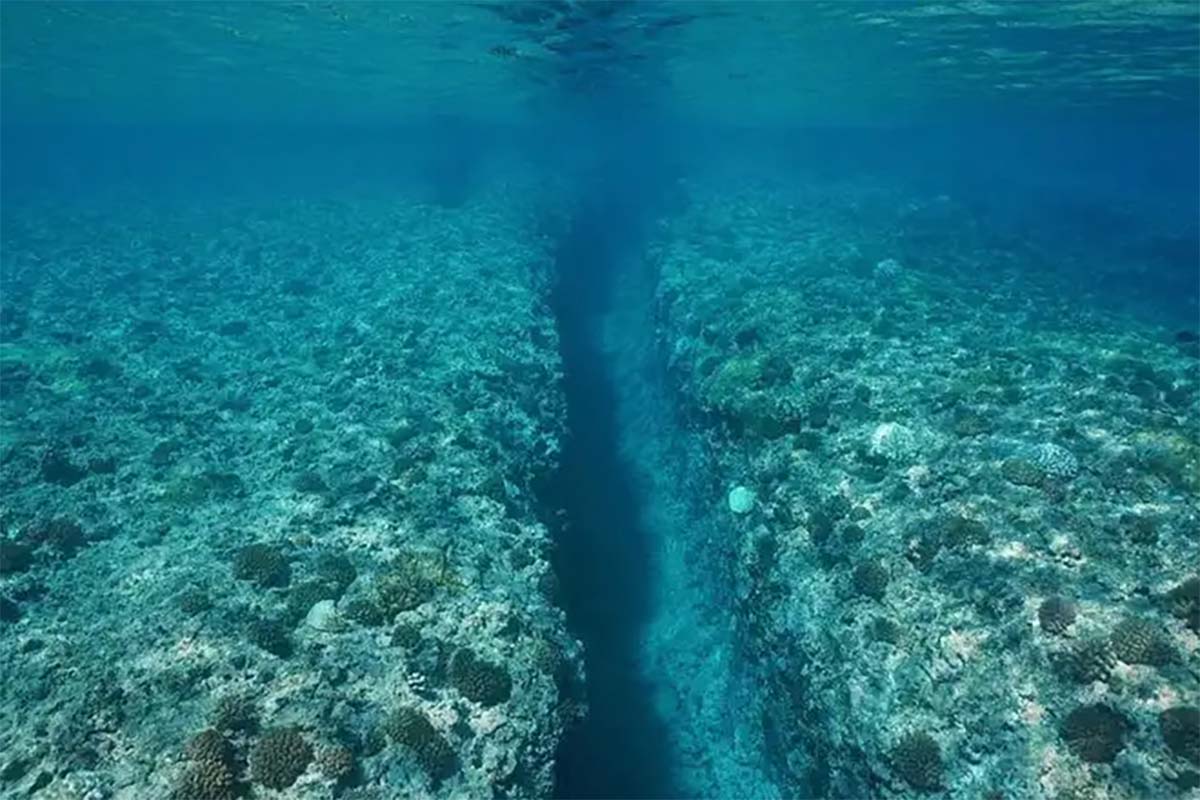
[650, 178, 1199, 799]
[0, 180, 584, 799]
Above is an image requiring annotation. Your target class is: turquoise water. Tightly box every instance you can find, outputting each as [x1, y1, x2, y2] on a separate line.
[2, 3, 1198, 800]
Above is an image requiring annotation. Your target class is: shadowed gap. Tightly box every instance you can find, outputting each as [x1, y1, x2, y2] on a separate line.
[547, 166, 682, 799]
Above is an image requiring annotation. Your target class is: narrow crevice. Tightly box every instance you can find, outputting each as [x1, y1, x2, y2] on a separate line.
[542, 151, 777, 798]
[546, 184, 681, 800]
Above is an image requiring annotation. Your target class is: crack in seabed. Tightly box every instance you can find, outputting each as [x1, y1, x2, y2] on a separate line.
[602, 271, 780, 800]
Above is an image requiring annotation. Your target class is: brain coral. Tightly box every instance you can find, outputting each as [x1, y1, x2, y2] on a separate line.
[171, 760, 236, 800]
[315, 743, 356, 780]
[890, 731, 943, 791]
[185, 730, 233, 765]
[1062, 704, 1129, 764]
[249, 727, 312, 789]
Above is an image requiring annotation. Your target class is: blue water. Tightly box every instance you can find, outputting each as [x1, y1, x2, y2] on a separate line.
[2, 3, 1198, 800]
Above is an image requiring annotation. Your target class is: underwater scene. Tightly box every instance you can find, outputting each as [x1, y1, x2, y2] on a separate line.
[1, 3, 1198, 799]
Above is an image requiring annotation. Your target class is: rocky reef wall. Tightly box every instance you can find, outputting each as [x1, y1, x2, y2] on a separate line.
[0, 177, 584, 799]
[647, 178, 1200, 799]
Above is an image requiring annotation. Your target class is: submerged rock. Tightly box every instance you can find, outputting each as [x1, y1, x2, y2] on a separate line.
[303, 599, 343, 632]
[728, 486, 756, 514]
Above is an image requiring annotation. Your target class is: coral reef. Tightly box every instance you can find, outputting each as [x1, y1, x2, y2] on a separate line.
[384, 707, 457, 783]
[232, 543, 291, 588]
[449, 647, 514, 707]
[648, 178, 1199, 799]
[249, 727, 313, 789]
[1160, 706, 1200, 765]
[0, 180, 583, 798]
[172, 729, 237, 800]
[890, 731, 944, 792]
[1061, 704, 1129, 764]
[1, 126, 1193, 800]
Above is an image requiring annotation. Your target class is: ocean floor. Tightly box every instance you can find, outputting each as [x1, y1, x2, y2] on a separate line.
[0, 168, 1197, 800]
[0, 182, 584, 799]
[649, 176, 1200, 799]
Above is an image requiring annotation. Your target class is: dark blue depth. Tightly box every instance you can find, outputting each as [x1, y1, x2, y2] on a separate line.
[546, 165, 681, 800]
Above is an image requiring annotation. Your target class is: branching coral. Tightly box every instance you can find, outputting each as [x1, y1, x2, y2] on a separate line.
[1038, 596, 1076, 635]
[890, 731, 943, 791]
[1110, 616, 1176, 666]
[384, 707, 457, 782]
[1062, 704, 1128, 764]
[1160, 706, 1200, 765]
[449, 648, 513, 706]
[232, 543, 290, 588]
[249, 727, 312, 790]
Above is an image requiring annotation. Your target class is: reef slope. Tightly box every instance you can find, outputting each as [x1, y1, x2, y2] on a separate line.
[650, 178, 1200, 799]
[0, 181, 582, 799]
